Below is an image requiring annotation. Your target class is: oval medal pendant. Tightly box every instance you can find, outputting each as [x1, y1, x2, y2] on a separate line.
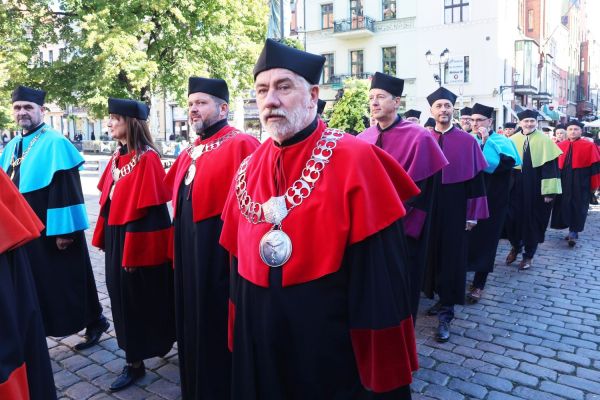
[259, 228, 292, 267]
[112, 168, 120, 182]
[185, 164, 196, 186]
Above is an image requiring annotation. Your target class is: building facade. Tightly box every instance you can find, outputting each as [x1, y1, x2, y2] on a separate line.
[293, 0, 593, 126]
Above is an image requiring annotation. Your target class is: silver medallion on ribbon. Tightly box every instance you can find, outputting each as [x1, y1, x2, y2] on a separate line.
[259, 228, 292, 267]
[185, 163, 196, 186]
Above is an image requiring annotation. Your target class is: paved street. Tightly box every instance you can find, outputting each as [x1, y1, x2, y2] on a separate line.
[50, 168, 600, 399]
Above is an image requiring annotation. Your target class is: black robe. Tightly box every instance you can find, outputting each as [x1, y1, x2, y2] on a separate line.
[505, 145, 560, 247]
[102, 202, 175, 362]
[12, 168, 102, 337]
[229, 220, 414, 400]
[0, 248, 57, 400]
[173, 185, 231, 399]
[422, 131, 488, 306]
[551, 140, 600, 232]
[467, 155, 516, 272]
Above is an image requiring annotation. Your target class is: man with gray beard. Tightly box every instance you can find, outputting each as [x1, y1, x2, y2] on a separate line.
[165, 77, 259, 399]
[220, 39, 420, 399]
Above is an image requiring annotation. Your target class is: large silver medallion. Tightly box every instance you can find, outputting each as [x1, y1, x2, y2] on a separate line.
[112, 168, 120, 182]
[185, 164, 196, 186]
[259, 228, 292, 267]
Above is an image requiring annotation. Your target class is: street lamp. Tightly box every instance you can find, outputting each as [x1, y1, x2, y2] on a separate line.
[425, 48, 450, 87]
[498, 71, 521, 95]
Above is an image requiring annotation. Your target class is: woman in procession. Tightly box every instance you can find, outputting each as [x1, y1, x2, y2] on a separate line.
[92, 98, 175, 392]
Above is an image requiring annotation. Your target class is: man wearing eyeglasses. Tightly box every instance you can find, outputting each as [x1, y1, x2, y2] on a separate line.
[459, 107, 473, 133]
[465, 104, 521, 303]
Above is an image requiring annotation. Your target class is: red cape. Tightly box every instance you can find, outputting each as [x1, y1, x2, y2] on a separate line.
[558, 139, 600, 169]
[164, 126, 260, 222]
[0, 169, 43, 253]
[220, 120, 419, 287]
[558, 139, 600, 190]
[92, 149, 170, 250]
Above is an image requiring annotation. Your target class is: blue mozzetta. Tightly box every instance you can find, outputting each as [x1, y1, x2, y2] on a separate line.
[0, 124, 84, 193]
[475, 132, 522, 173]
[46, 204, 90, 235]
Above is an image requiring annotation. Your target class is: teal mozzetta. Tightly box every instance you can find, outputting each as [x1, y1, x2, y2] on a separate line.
[475, 132, 522, 173]
[0, 124, 85, 193]
[0, 124, 89, 234]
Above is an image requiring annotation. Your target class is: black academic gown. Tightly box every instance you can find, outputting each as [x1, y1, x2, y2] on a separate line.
[9, 167, 102, 337]
[505, 145, 559, 247]
[467, 155, 516, 273]
[422, 134, 488, 306]
[551, 141, 600, 232]
[0, 248, 57, 400]
[173, 190, 231, 399]
[229, 220, 414, 400]
[102, 202, 175, 362]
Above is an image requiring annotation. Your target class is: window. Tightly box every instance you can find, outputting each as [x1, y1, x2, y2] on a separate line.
[321, 3, 333, 29]
[38, 51, 43, 62]
[382, 47, 396, 75]
[350, 0, 363, 17]
[48, 50, 54, 63]
[527, 9, 534, 32]
[382, 0, 396, 20]
[322, 53, 334, 84]
[350, 50, 364, 77]
[518, 0, 524, 30]
[444, 0, 469, 24]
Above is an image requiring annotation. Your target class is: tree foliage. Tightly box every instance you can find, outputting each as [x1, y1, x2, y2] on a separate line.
[327, 78, 369, 135]
[0, 0, 268, 120]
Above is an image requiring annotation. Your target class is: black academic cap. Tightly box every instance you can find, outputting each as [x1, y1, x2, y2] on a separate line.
[424, 117, 436, 128]
[108, 98, 150, 120]
[404, 109, 421, 119]
[188, 77, 229, 103]
[459, 107, 472, 116]
[370, 72, 404, 97]
[317, 99, 326, 114]
[517, 109, 539, 120]
[12, 85, 46, 106]
[555, 124, 565, 130]
[253, 39, 325, 84]
[426, 87, 458, 106]
[504, 122, 517, 129]
[471, 103, 494, 119]
[565, 120, 584, 129]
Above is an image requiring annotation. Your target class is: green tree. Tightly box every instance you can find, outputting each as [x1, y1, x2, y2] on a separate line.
[327, 78, 369, 135]
[0, 0, 268, 118]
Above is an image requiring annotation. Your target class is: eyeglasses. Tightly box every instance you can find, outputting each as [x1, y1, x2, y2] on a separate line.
[471, 118, 489, 123]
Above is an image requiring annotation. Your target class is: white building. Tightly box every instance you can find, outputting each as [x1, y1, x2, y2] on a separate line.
[295, 0, 538, 125]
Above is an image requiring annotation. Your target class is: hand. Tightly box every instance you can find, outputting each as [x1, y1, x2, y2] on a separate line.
[478, 127, 489, 139]
[124, 267, 137, 273]
[56, 237, 74, 250]
[465, 220, 477, 231]
[544, 196, 554, 203]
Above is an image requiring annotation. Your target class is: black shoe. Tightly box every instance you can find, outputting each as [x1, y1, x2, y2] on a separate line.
[110, 362, 145, 392]
[74, 317, 109, 351]
[426, 301, 442, 316]
[435, 321, 450, 342]
[506, 247, 518, 265]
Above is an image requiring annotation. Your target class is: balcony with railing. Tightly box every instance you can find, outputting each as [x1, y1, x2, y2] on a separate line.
[333, 16, 375, 39]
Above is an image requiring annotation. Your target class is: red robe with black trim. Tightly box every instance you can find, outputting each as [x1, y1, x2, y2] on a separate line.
[164, 125, 259, 400]
[551, 138, 600, 232]
[220, 120, 420, 399]
[93, 148, 175, 361]
[0, 169, 56, 400]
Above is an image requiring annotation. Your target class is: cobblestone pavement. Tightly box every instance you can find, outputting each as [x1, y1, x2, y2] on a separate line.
[50, 169, 600, 399]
